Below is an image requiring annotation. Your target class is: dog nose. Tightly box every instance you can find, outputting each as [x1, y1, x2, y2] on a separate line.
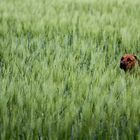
[120, 62, 125, 69]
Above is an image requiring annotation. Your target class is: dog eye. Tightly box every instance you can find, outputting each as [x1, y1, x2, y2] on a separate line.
[127, 58, 132, 61]
[121, 57, 124, 61]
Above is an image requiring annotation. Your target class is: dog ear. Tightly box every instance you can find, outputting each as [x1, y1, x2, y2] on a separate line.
[133, 55, 140, 66]
[133, 55, 137, 60]
[121, 57, 124, 61]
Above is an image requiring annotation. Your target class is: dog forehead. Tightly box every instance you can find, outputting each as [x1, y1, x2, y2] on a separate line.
[123, 54, 135, 60]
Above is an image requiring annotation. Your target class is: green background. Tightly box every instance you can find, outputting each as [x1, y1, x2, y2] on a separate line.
[0, 0, 140, 139]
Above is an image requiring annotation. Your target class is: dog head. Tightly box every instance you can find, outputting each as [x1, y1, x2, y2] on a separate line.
[120, 54, 139, 72]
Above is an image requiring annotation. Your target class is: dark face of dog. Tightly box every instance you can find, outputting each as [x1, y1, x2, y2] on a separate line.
[120, 54, 138, 72]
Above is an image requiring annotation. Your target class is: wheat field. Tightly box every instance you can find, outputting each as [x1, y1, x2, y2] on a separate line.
[0, 0, 140, 139]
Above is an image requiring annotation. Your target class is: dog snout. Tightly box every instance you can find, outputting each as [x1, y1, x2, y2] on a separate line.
[120, 61, 125, 69]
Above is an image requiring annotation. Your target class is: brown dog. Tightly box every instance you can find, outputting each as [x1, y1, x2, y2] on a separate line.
[120, 54, 140, 72]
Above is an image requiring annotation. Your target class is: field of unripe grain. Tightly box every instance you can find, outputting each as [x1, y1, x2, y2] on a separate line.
[0, 0, 140, 139]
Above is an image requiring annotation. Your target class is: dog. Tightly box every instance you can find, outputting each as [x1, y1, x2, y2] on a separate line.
[120, 54, 140, 72]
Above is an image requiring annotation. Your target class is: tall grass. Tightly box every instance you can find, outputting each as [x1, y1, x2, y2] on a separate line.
[0, 0, 140, 139]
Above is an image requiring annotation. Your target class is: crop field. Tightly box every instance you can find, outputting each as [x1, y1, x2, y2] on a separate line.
[0, 0, 140, 139]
